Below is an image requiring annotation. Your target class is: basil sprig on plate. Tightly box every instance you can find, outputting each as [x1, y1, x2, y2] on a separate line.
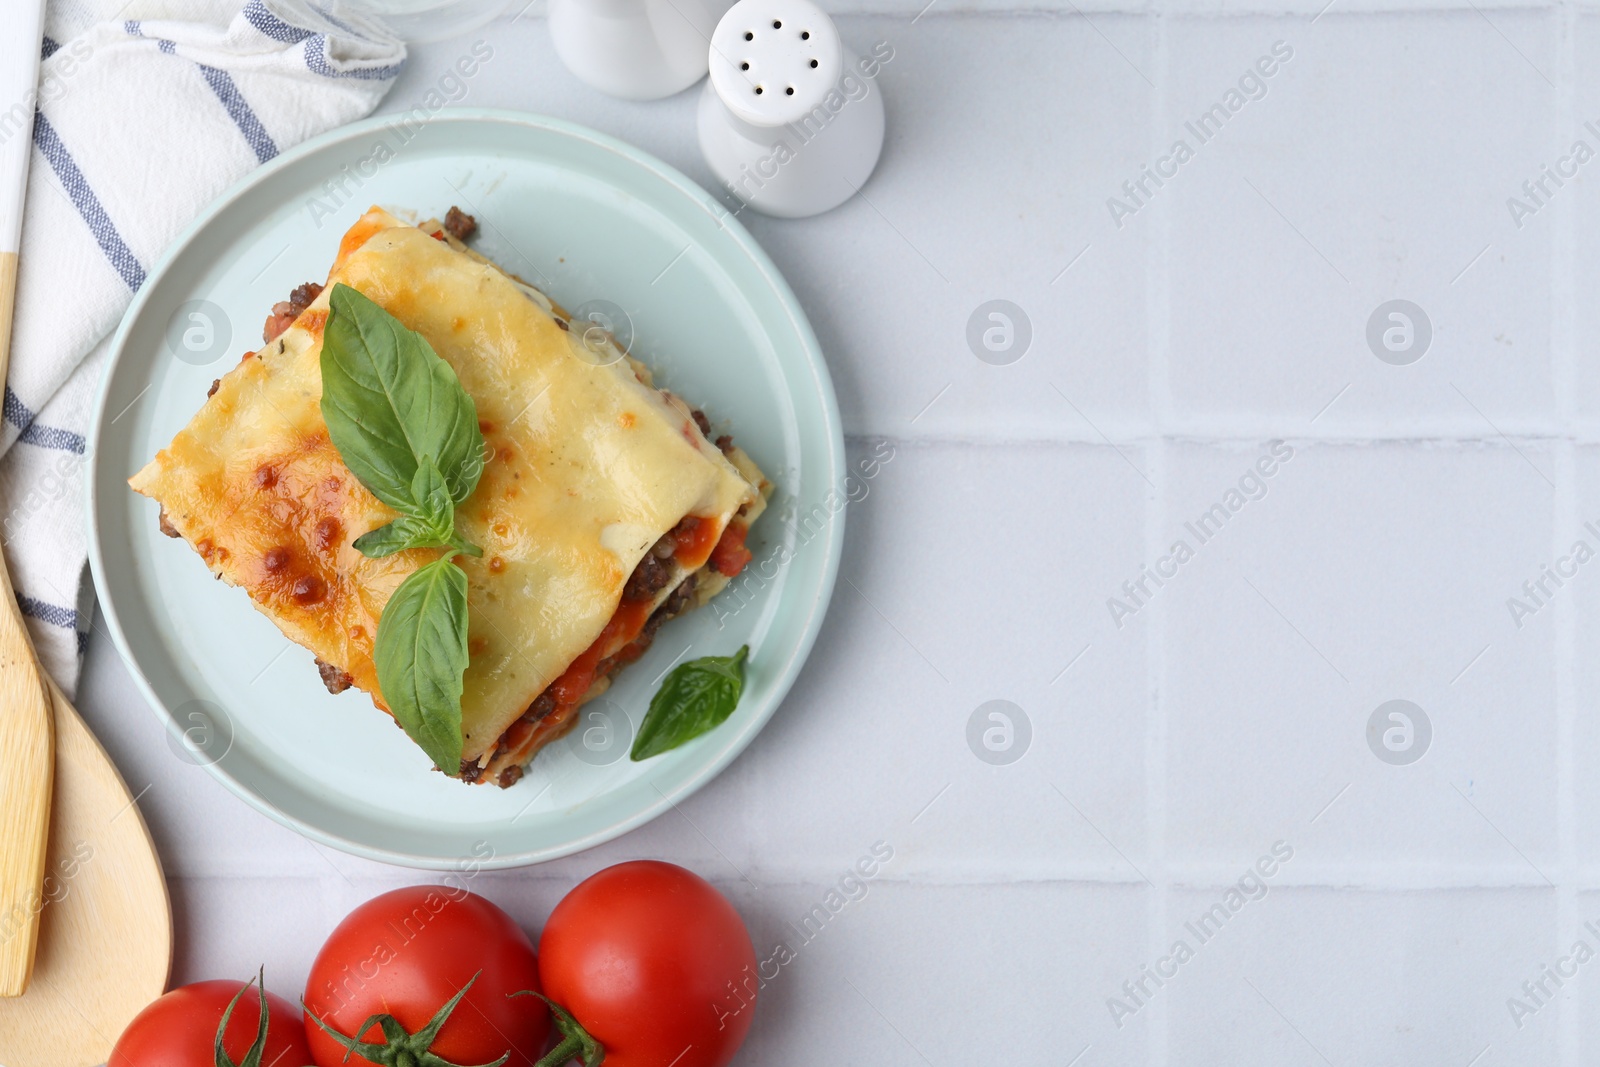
[630, 646, 749, 761]
[320, 283, 486, 774]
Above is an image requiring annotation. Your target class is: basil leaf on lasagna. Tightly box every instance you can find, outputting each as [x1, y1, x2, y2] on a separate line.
[320, 283, 486, 514]
[352, 457, 483, 559]
[373, 553, 471, 774]
[352, 512, 450, 558]
[630, 645, 750, 761]
[355, 513, 484, 560]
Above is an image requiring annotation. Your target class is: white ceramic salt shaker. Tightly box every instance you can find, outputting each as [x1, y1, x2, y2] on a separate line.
[696, 0, 887, 218]
[550, 0, 732, 100]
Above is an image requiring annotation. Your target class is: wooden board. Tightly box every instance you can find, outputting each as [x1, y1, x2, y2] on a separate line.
[0, 680, 172, 1065]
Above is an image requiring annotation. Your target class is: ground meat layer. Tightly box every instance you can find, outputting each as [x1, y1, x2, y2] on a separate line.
[262, 281, 324, 343]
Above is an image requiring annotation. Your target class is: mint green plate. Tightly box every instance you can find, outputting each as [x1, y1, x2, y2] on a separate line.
[87, 110, 843, 869]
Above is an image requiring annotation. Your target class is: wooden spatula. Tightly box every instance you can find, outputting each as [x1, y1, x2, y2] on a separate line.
[0, 0, 56, 999]
[0, 417, 54, 998]
[0, 4, 173, 1061]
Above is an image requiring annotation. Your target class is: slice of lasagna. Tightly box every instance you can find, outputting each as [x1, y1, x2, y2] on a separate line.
[130, 206, 767, 787]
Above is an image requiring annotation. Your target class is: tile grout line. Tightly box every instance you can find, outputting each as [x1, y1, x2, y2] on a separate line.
[846, 429, 1600, 448]
[1556, 440, 1580, 1067]
[177, 864, 1600, 890]
[1553, 0, 1578, 434]
[678, 5, 1573, 20]
[1148, 9, 1175, 438]
[1145, 12, 1172, 1067]
[1554, 9, 1578, 1067]
[1145, 438, 1172, 1067]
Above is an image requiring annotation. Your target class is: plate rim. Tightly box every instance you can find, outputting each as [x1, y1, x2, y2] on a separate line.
[85, 107, 845, 870]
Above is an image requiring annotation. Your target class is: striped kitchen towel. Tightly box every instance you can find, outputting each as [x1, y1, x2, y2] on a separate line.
[4, 0, 404, 694]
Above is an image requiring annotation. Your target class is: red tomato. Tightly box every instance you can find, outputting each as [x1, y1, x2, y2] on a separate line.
[302, 886, 550, 1067]
[538, 861, 758, 1067]
[110, 977, 312, 1067]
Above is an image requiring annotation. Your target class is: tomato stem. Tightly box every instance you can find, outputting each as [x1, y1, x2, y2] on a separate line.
[511, 992, 603, 1067]
[531, 1034, 585, 1067]
[304, 970, 510, 1067]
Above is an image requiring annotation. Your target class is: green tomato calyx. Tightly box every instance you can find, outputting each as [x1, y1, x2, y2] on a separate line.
[514, 991, 604, 1067]
[304, 970, 508, 1067]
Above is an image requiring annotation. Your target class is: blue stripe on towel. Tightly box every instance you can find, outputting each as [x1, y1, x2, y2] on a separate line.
[141, 32, 280, 167]
[19, 424, 86, 455]
[196, 65, 278, 163]
[31, 114, 147, 292]
[244, 0, 315, 43]
[17, 595, 76, 631]
[41, 37, 60, 59]
[4, 388, 31, 430]
[303, 36, 404, 80]
[5, 389, 87, 455]
[242, 3, 401, 80]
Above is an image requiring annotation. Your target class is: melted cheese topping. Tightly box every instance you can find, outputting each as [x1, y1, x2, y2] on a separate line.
[131, 207, 761, 767]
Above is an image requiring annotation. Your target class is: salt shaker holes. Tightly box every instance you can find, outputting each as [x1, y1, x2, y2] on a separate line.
[702, 0, 883, 197]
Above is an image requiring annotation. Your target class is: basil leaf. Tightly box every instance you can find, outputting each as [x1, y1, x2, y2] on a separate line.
[410, 455, 451, 520]
[630, 646, 749, 761]
[373, 554, 470, 773]
[353, 458, 484, 559]
[353, 512, 449, 558]
[409, 453, 484, 556]
[320, 283, 486, 512]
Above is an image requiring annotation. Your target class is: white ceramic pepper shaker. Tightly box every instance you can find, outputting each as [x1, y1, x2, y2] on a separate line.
[696, 0, 887, 218]
[550, 0, 733, 100]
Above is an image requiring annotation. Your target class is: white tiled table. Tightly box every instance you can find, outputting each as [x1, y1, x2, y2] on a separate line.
[75, 3, 1600, 1063]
